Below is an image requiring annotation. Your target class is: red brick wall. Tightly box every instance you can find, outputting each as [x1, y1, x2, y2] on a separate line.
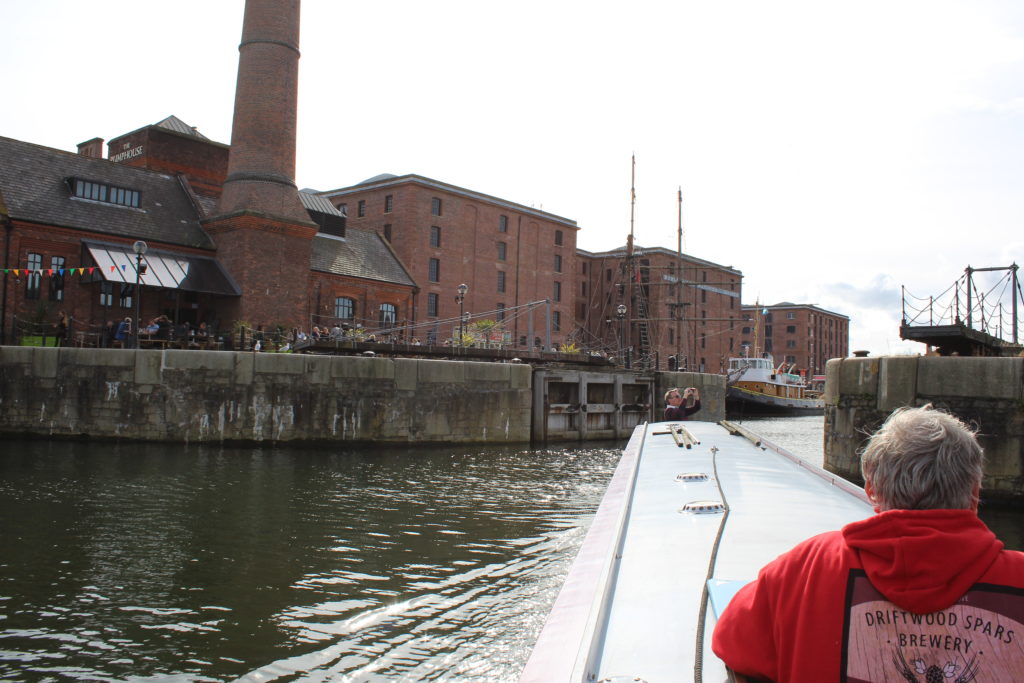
[741, 304, 850, 376]
[217, 0, 307, 223]
[202, 212, 314, 330]
[307, 274, 415, 335]
[108, 128, 229, 199]
[1, 220, 221, 339]
[578, 248, 742, 371]
[327, 179, 578, 347]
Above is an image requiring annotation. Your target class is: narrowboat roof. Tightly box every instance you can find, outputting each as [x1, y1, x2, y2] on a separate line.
[520, 420, 871, 682]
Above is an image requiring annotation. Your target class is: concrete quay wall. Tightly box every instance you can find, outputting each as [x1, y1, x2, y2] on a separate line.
[824, 356, 1024, 503]
[0, 347, 533, 444]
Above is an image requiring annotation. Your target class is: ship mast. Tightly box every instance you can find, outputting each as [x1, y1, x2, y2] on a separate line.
[676, 187, 683, 368]
[624, 154, 636, 357]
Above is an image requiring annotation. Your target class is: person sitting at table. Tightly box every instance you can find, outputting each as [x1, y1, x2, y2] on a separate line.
[155, 315, 171, 340]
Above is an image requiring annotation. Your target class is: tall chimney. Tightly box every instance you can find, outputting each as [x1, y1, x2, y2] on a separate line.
[203, 0, 316, 331]
[217, 0, 308, 222]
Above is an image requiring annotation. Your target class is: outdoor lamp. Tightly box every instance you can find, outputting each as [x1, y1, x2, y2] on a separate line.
[456, 283, 468, 347]
[133, 241, 148, 349]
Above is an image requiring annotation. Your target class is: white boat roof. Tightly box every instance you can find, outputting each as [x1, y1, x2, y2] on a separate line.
[520, 420, 872, 682]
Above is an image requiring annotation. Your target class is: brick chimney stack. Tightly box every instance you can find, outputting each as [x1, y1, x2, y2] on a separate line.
[77, 138, 104, 158]
[217, 0, 308, 221]
[203, 0, 316, 330]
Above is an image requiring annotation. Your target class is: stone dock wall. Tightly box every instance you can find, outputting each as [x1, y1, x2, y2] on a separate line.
[0, 347, 725, 445]
[0, 347, 534, 444]
[824, 355, 1024, 504]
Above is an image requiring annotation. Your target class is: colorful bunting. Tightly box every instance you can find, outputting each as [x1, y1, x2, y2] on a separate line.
[5, 264, 127, 279]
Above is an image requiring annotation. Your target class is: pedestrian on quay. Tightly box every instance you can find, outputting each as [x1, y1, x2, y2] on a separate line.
[712, 404, 1024, 682]
[54, 310, 69, 346]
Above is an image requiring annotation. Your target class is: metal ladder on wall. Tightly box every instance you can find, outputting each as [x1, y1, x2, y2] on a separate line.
[636, 294, 652, 366]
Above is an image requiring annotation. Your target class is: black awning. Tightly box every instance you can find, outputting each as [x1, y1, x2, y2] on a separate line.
[84, 241, 240, 296]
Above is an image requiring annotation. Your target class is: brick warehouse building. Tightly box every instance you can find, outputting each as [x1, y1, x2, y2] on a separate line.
[320, 175, 579, 347]
[0, 0, 418, 346]
[577, 245, 744, 371]
[739, 302, 850, 379]
[0, 121, 416, 345]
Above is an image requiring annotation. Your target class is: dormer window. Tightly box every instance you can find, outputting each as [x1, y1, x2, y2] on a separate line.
[68, 178, 140, 208]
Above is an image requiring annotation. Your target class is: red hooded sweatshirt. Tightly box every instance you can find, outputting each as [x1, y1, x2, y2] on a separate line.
[712, 509, 1024, 682]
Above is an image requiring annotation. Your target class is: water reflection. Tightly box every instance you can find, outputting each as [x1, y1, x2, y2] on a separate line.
[0, 441, 621, 681]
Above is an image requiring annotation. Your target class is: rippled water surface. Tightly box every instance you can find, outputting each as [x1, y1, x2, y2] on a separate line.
[0, 441, 621, 681]
[4, 419, 1021, 681]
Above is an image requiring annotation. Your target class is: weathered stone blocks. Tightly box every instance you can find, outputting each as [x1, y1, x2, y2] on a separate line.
[825, 355, 1024, 504]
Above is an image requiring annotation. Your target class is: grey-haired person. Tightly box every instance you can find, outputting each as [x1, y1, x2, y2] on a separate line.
[713, 404, 1024, 682]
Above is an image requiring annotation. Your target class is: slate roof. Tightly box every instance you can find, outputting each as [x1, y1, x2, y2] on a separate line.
[298, 190, 343, 216]
[154, 115, 210, 140]
[311, 230, 416, 287]
[1, 134, 416, 289]
[0, 135, 214, 250]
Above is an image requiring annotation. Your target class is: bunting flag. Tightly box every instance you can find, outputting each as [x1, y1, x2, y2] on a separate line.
[3, 264, 121, 278]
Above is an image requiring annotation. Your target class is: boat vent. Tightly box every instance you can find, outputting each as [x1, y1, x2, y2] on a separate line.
[680, 500, 725, 514]
[598, 677, 649, 683]
[676, 472, 709, 482]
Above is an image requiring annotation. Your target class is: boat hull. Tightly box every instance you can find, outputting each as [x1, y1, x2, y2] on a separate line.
[726, 384, 823, 416]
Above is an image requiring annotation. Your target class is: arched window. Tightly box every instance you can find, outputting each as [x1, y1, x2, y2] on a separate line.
[379, 303, 397, 328]
[334, 297, 355, 320]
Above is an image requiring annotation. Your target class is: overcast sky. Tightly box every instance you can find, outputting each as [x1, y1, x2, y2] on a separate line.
[3, 0, 1022, 355]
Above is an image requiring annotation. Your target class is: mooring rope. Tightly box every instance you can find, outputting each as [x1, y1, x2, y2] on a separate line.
[693, 441, 730, 683]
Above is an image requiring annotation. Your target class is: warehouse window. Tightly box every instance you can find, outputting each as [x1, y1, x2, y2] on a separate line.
[69, 178, 140, 208]
[49, 256, 65, 302]
[334, 297, 355, 320]
[25, 252, 42, 299]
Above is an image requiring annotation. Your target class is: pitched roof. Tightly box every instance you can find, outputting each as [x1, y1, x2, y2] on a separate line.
[320, 173, 578, 228]
[577, 243, 743, 275]
[153, 115, 210, 140]
[0, 135, 214, 250]
[311, 230, 416, 287]
[298, 190, 343, 216]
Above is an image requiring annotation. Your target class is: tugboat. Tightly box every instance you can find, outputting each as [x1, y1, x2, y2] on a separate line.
[726, 354, 824, 415]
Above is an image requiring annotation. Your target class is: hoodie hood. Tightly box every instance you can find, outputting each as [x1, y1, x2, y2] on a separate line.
[842, 509, 1003, 614]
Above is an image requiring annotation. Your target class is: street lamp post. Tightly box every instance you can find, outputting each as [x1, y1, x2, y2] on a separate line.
[456, 283, 468, 347]
[616, 303, 626, 361]
[133, 240, 147, 349]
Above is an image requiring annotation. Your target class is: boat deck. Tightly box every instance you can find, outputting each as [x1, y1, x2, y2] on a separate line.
[521, 420, 872, 682]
